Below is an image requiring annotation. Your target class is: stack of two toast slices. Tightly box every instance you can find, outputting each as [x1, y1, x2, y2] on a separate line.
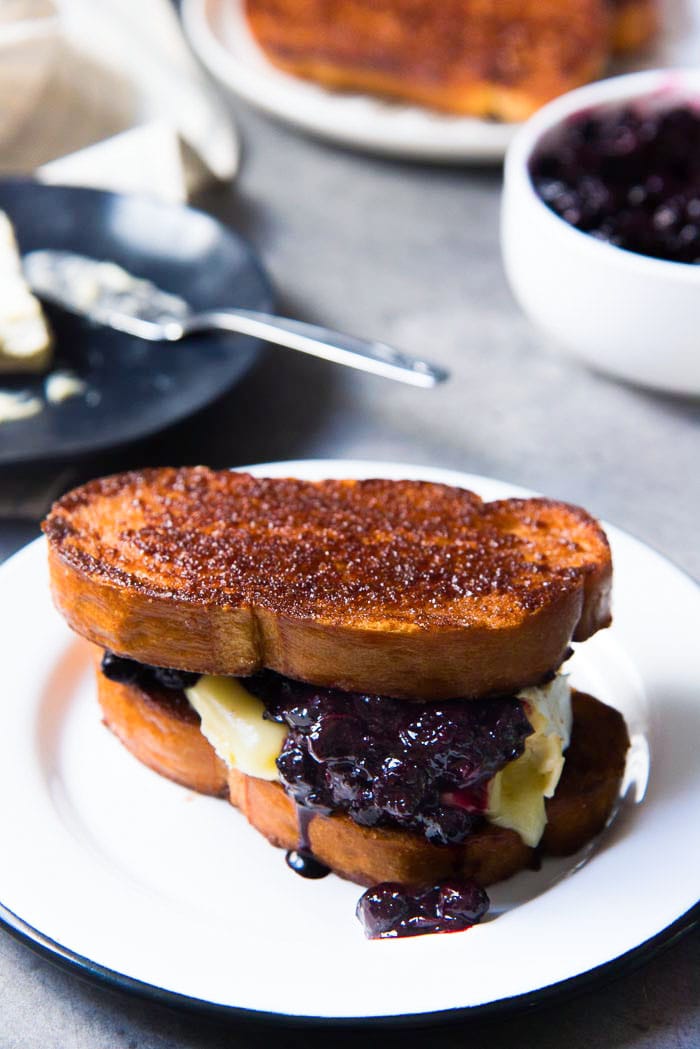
[44, 468, 629, 893]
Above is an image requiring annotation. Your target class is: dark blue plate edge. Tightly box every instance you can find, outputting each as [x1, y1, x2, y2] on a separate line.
[1, 898, 697, 1028]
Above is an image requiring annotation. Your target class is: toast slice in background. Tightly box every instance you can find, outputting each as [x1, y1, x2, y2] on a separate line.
[45, 468, 612, 701]
[96, 671, 629, 888]
[611, 0, 658, 53]
[243, 0, 610, 121]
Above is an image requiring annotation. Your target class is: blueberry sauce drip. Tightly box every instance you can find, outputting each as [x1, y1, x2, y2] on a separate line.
[295, 804, 317, 851]
[531, 104, 700, 263]
[285, 850, 331, 879]
[100, 651, 200, 693]
[248, 671, 531, 847]
[356, 879, 490, 939]
[284, 805, 330, 878]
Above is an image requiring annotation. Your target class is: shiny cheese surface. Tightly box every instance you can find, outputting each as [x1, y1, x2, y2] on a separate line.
[487, 675, 572, 847]
[185, 676, 287, 781]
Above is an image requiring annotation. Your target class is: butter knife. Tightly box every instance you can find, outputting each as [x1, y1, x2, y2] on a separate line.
[23, 249, 448, 388]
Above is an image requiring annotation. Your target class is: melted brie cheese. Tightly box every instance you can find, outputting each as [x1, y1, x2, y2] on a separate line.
[486, 675, 572, 848]
[185, 676, 287, 781]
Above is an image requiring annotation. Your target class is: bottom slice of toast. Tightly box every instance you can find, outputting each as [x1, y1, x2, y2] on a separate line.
[97, 670, 629, 889]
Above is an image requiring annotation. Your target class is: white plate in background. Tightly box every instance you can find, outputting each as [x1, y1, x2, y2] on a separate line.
[0, 459, 698, 1021]
[182, 0, 700, 162]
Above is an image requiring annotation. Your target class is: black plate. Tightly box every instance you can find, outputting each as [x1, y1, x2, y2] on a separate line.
[0, 180, 272, 465]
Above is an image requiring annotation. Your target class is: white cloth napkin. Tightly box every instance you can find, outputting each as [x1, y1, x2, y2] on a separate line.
[0, 0, 239, 202]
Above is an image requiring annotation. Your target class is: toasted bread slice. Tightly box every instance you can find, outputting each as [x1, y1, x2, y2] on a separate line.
[45, 469, 612, 701]
[47, 470, 612, 698]
[227, 691, 628, 885]
[610, 0, 658, 53]
[244, 0, 609, 121]
[96, 667, 228, 797]
[96, 675, 629, 887]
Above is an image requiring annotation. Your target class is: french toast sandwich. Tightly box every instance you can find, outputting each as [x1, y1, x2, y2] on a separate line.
[45, 468, 628, 931]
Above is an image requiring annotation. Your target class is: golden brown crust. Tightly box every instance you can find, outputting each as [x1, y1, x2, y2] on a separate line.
[227, 767, 534, 886]
[610, 0, 658, 53]
[97, 672, 629, 888]
[45, 469, 612, 700]
[244, 0, 610, 120]
[96, 669, 228, 797]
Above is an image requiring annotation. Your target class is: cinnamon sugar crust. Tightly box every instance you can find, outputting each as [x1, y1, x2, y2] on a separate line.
[45, 468, 610, 630]
[244, 0, 610, 120]
[44, 469, 612, 699]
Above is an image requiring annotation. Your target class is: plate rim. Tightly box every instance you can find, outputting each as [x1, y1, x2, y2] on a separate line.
[1, 897, 697, 1027]
[0, 177, 274, 466]
[181, 0, 700, 164]
[1, 458, 699, 1022]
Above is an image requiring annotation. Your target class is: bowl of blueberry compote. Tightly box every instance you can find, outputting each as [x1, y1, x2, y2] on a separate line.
[502, 69, 700, 396]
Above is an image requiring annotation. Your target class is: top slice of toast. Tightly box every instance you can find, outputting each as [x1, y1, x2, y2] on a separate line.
[44, 468, 612, 700]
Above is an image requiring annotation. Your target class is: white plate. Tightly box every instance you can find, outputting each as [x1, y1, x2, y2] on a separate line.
[1, 459, 698, 1022]
[182, 0, 700, 162]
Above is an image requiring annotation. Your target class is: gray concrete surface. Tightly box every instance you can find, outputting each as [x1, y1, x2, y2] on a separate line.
[0, 103, 698, 1046]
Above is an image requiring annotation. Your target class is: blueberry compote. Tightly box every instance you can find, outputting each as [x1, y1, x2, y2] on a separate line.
[247, 671, 531, 847]
[285, 850, 330, 880]
[101, 651, 199, 693]
[356, 880, 490, 939]
[531, 103, 700, 263]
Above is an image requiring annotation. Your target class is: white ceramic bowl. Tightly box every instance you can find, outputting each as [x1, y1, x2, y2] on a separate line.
[502, 69, 700, 396]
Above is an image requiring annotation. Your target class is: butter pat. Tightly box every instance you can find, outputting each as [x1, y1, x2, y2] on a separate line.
[185, 676, 287, 780]
[0, 213, 52, 373]
[487, 675, 572, 848]
[45, 370, 87, 404]
[0, 389, 43, 423]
